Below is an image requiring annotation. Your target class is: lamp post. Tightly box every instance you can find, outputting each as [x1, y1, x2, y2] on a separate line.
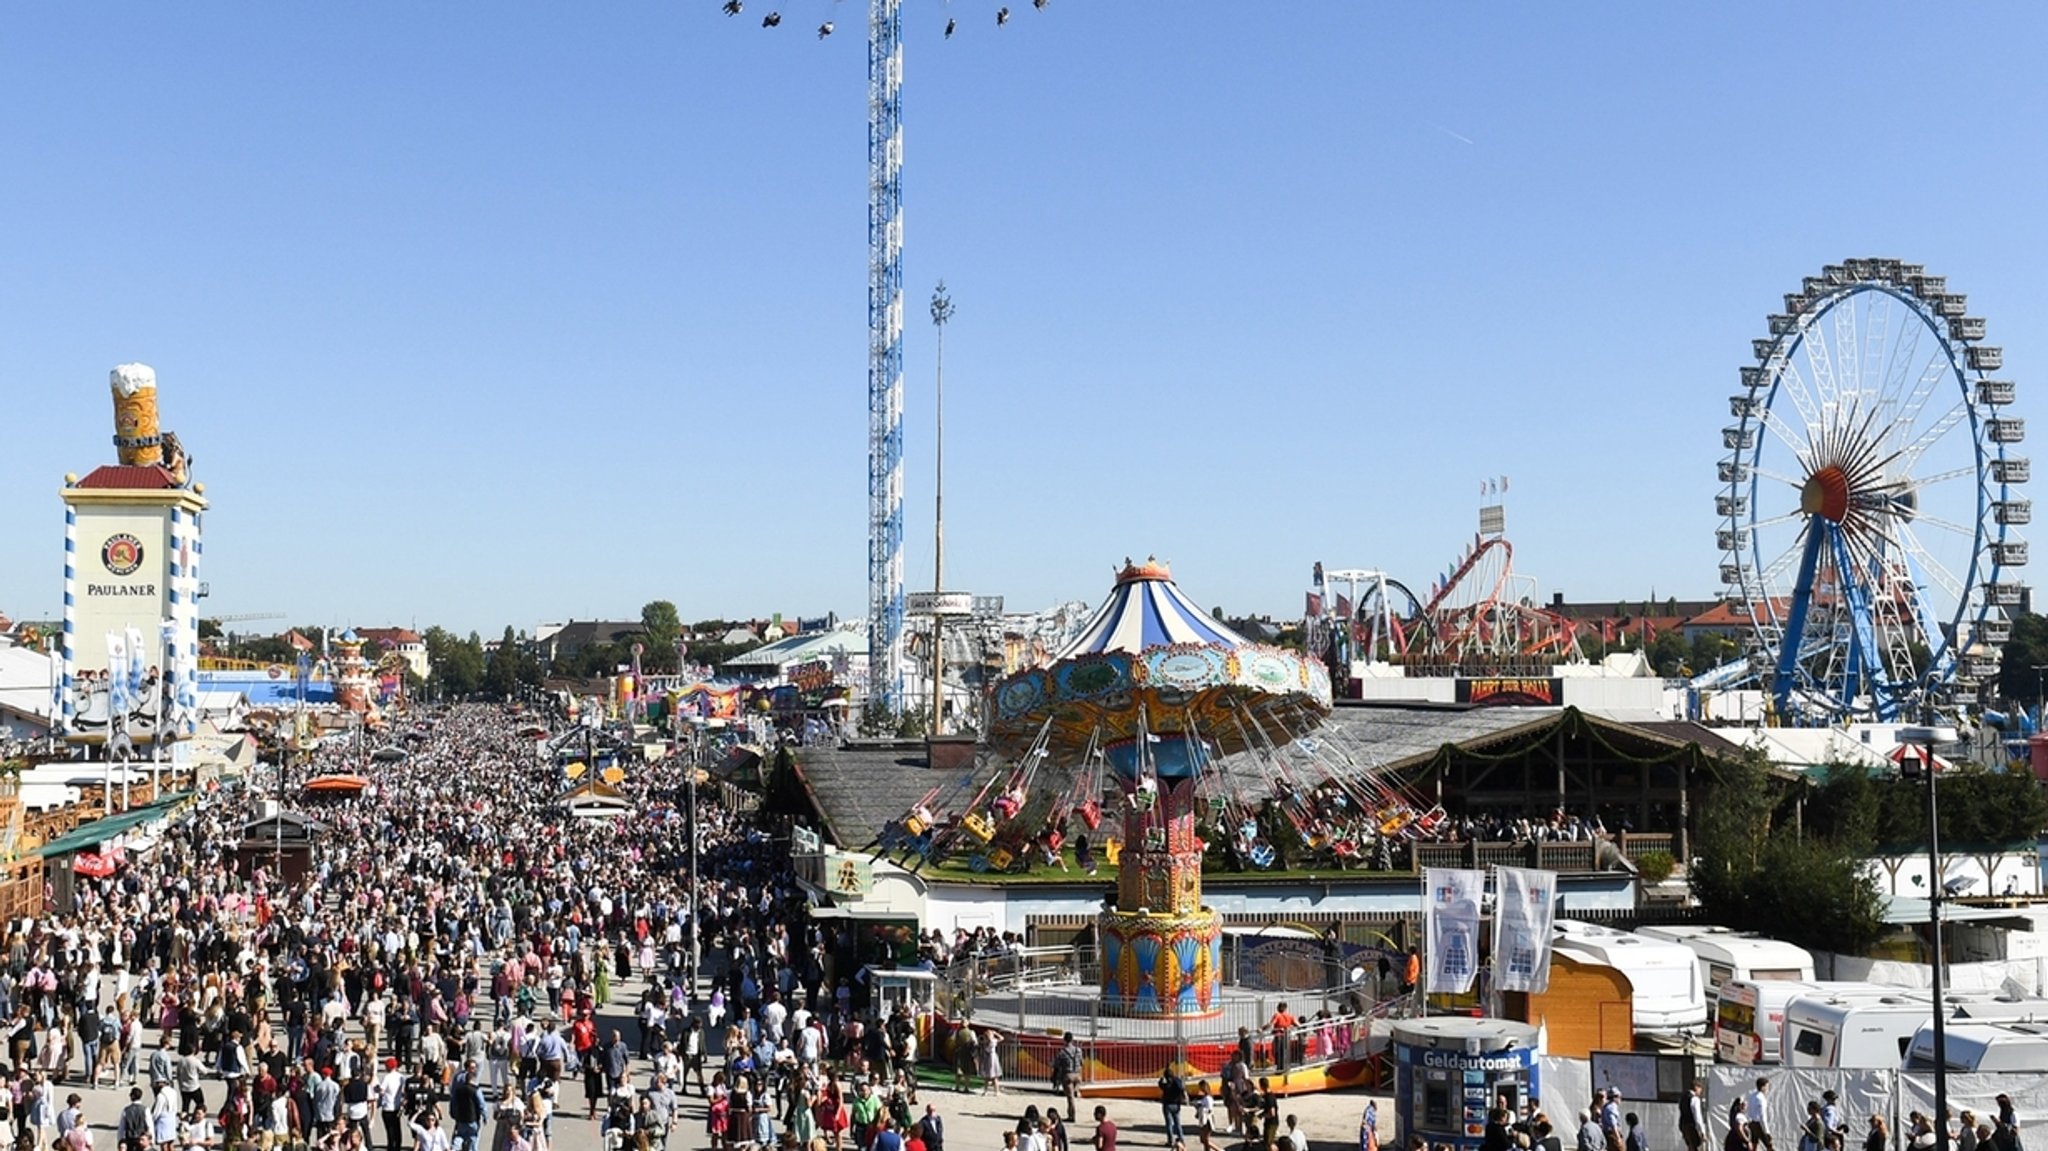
[683, 714, 711, 994]
[1899, 720, 1956, 1151]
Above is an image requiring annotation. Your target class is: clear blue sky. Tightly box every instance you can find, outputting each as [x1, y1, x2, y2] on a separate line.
[5, 3, 2047, 636]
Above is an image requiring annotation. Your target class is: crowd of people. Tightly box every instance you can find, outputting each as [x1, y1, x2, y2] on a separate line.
[23, 699, 2025, 1151]
[1701, 1080, 2026, 1151]
[7, 702, 834, 1151]
[31, 701, 1271, 1151]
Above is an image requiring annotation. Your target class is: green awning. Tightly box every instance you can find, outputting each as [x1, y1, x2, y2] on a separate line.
[31, 792, 195, 859]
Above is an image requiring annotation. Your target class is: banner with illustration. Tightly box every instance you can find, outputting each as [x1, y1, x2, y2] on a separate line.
[1423, 866, 1486, 994]
[1491, 865, 1557, 994]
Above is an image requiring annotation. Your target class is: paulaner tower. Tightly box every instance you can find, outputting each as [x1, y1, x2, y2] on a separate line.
[60, 363, 206, 741]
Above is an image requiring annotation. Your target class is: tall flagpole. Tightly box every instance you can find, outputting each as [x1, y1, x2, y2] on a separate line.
[929, 282, 954, 738]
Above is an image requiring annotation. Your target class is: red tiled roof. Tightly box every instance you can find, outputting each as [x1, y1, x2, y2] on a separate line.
[74, 465, 181, 490]
[1683, 599, 1794, 626]
[357, 627, 423, 646]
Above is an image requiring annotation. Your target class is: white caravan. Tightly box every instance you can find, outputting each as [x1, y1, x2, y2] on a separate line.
[1779, 989, 2048, 1069]
[1713, 979, 1888, 1065]
[1635, 924, 1815, 1009]
[1906, 1020, 2048, 1071]
[1780, 988, 1936, 1068]
[1553, 919, 1708, 1036]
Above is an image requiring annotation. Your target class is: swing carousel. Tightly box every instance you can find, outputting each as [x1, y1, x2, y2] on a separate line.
[983, 558, 1329, 1017]
[874, 561, 1449, 1036]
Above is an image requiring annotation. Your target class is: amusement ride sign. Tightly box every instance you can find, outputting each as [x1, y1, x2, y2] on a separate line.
[1456, 677, 1565, 706]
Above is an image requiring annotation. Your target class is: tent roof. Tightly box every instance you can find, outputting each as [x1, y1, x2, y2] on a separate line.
[722, 626, 865, 669]
[791, 744, 1003, 847]
[1883, 895, 2035, 927]
[31, 792, 194, 859]
[1057, 560, 1246, 659]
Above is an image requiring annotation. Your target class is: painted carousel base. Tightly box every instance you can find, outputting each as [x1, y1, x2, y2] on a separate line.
[1099, 907, 1224, 1019]
[946, 982, 1384, 1097]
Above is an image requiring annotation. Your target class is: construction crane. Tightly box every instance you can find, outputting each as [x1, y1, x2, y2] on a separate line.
[201, 612, 287, 642]
[202, 612, 286, 626]
[736, 0, 1047, 716]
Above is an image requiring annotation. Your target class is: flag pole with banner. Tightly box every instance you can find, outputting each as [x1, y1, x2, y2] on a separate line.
[1422, 866, 1487, 995]
[1491, 866, 1557, 994]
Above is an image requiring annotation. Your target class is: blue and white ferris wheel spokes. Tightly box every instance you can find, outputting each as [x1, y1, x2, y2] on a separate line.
[1718, 261, 2026, 725]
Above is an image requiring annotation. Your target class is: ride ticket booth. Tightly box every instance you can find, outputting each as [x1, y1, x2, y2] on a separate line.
[1392, 1018, 1540, 1151]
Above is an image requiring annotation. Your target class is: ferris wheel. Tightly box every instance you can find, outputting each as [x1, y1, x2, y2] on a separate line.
[1717, 259, 2029, 724]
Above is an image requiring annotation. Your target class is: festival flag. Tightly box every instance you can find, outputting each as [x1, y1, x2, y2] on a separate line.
[1313, 561, 1325, 590]
[1422, 866, 1486, 994]
[1491, 866, 1557, 994]
[125, 626, 147, 708]
[105, 632, 129, 718]
[1306, 592, 1324, 619]
[1501, 475, 1510, 492]
[1335, 593, 1353, 620]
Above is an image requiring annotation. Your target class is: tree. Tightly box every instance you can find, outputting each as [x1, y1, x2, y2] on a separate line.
[640, 601, 682, 673]
[1807, 761, 2048, 850]
[423, 626, 483, 699]
[480, 626, 524, 700]
[1691, 751, 1887, 955]
[1996, 611, 2048, 709]
[1688, 632, 1737, 676]
[1647, 630, 1688, 676]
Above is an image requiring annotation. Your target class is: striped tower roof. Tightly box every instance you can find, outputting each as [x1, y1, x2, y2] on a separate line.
[1055, 558, 1247, 659]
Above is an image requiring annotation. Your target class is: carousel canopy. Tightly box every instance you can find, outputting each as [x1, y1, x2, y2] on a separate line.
[1055, 559, 1246, 659]
[989, 559, 1332, 775]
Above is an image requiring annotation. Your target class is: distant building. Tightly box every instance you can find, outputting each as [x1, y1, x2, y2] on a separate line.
[720, 625, 867, 682]
[355, 627, 430, 680]
[1679, 601, 1757, 643]
[1224, 615, 1284, 644]
[534, 621, 644, 667]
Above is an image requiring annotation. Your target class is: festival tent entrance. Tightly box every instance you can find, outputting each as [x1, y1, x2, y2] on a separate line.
[559, 780, 634, 820]
[238, 811, 329, 883]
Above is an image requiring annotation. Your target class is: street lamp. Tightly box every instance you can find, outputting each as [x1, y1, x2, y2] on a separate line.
[1899, 721, 1957, 1151]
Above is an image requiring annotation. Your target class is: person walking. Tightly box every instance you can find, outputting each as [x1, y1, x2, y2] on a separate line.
[1680, 1082, 1707, 1151]
[1992, 1096, 2021, 1151]
[1745, 1080, 1771, 1151]
[1157, 1065, 1186, 1148]
[981, 1029, 1003, 1097]
[117, 1089, 149, 1151]
[1092, 1106, 1117, 1151]
[1052, 1035, 1082, 1121]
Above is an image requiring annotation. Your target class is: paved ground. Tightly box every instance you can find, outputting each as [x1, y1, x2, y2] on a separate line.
[55, 967, 1393, 1151]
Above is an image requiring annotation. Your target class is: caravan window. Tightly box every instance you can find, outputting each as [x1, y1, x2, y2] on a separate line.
[1791, 1029, 1825, 1057]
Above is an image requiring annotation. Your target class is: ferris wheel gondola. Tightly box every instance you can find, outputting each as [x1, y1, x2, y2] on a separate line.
[1718, 259, 2029, 724]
